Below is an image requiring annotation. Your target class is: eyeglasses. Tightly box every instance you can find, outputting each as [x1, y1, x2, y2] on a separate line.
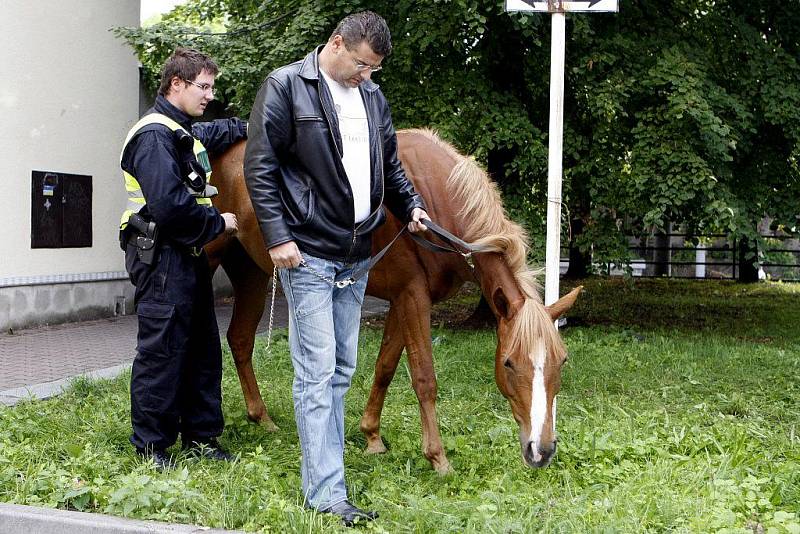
[185, 79, 214, 93]
[352, 57, 382, 73]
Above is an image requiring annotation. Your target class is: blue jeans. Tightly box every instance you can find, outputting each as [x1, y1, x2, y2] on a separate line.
[278, 252, 369, 510]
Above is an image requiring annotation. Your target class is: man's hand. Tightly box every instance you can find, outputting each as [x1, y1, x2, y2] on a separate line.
[269, 241, 302, 269]
[408, 208, 430, 233]
[221, 213, 238, 235]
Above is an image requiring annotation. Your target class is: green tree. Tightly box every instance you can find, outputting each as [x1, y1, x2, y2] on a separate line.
[116, 0, 800, 277]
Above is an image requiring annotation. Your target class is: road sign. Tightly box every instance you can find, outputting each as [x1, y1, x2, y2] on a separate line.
[506, 0, 618, 12]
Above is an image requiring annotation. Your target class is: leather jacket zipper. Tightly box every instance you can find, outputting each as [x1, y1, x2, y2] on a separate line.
[355, 114, 386, 233]
[347, 230, 357, 260]
[355, 153, 385, 233]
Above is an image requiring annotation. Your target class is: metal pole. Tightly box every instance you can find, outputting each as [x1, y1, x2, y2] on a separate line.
[544, 11, 566, 318]
[695, 242, 706, 278]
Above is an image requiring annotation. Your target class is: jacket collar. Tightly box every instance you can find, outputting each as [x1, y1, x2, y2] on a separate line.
[298, 46, 322, 81]
[298, 46, 380, 93]
[153, 94, 193, 130]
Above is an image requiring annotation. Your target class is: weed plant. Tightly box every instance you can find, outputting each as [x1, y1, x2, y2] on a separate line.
[0, 280, 798, 532]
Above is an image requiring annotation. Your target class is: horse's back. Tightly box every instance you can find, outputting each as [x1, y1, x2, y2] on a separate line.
[368, 130, 473, 301]
[210, 140, 272, 273]
[211, 132, 467, 288]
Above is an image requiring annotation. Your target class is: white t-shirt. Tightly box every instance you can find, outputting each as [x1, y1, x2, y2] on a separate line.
[320, 68, 372, 223]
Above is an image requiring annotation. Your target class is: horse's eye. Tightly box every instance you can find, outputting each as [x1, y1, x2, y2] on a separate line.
[503, 358, 513, 369]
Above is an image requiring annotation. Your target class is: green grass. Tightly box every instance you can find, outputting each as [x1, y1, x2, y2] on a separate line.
[563, 278, 800, 342]
[1, 279, 799, 532]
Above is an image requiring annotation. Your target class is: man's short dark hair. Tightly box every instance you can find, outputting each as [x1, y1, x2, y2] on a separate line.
[158, 48, 219, 96]
[330, 11, 392, 57]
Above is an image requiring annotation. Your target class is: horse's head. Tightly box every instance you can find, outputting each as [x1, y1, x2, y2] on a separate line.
[491, 285, 581, 468]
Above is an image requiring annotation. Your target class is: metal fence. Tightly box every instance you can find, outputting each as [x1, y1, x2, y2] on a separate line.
[627, 232, 800, 281]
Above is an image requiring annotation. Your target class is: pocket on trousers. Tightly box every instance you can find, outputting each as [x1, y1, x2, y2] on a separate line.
[136, 301, 175, 355]
[294, 290, 331, 319]
[288, 256, 333, 319]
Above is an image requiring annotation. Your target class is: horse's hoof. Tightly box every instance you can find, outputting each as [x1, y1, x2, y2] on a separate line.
[433, 458, 453, 476]
[259, 418, 279, 432]
[248, 413, 279, 432]
[364, 439, 388, 455]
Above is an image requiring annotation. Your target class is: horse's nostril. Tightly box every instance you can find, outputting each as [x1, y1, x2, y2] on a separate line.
[538, 441, 556, 460]
[523, 440, 556, 467]
[524, 441, 544, 464]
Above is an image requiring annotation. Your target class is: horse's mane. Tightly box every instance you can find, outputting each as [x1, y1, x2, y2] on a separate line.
[404, 128, 565, 358]
[404, 128, 539, 299]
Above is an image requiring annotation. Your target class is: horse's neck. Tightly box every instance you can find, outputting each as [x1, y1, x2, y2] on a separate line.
[473, 252, 526, 319]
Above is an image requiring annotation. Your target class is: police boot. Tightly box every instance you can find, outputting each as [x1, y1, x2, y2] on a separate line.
[136, 447, 175, 471]
[182, 437, 234, 462]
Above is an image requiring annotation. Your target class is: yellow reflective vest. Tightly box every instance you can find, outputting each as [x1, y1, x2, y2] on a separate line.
[119, 113, 213, 229]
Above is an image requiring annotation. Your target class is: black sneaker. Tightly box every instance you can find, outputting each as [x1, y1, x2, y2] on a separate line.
[321, 500, 379, 527]
[136, 447, 175, 471]
[182, 438, 234, 462]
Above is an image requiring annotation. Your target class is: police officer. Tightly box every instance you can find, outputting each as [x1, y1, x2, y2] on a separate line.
[120, 48, 247, 470]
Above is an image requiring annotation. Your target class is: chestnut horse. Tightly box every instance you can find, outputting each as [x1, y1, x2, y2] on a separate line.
[205, 129, 580, 473]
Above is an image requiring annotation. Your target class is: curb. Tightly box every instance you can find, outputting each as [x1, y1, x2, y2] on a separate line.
[0, 503, 243, 533]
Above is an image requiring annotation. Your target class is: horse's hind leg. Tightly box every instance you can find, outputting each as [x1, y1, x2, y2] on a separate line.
[222, 238, 278, 431]
[398, 289, 452, 475]
[360, 305, 405, 454]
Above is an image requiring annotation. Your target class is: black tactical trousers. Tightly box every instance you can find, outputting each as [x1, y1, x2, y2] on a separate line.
[125, 242, 223, 451]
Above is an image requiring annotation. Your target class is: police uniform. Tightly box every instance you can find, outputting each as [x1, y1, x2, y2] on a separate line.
[120, 94, 246, 452]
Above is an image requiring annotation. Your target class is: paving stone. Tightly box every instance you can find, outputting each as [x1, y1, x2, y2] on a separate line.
[0, 295, 388, 395]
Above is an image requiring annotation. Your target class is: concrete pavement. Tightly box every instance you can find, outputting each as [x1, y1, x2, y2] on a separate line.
[0, 293, 388, 405]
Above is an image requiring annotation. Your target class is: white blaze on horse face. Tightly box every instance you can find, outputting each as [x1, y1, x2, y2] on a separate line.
[528, 342, 548, 462]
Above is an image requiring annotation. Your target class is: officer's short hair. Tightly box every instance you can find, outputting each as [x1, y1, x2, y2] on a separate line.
[330, 11, 392, 57]
[158, 48, 219, 96]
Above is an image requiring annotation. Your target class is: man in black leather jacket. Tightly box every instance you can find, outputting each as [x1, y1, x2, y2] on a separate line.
[244, 11, 429, 527]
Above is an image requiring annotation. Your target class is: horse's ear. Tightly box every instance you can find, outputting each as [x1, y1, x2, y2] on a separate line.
[546, 286, 583, 321]
[492, 286, 524, 321]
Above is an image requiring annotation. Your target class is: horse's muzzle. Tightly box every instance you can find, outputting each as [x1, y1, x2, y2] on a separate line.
[523, 439, 556, 468]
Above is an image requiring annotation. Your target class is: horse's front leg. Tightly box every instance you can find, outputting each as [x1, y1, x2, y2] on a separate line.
[223, 249, 278, 431]
[397, 289, 452, 475]
[361, 305, 405, 454]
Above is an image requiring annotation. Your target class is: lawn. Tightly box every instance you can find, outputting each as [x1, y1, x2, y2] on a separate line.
[0, 279, 798, 532]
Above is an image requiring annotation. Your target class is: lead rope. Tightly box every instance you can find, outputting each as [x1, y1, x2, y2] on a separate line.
[262, 219, 492, 350]
[265, 265, 278, 353]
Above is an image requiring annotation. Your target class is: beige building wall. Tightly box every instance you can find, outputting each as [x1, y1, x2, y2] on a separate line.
[0, 0, 141, 329]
